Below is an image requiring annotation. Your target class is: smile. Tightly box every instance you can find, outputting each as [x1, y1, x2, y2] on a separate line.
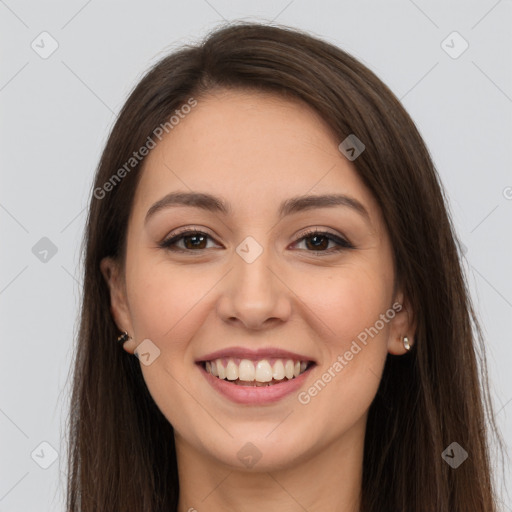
[196, 347, 317, 404]
[202, 357, 312, 386]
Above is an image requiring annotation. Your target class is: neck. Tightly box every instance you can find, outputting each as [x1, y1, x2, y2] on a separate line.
[175, 419, 364, 512]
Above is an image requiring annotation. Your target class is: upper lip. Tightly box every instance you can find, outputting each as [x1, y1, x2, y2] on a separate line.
[196, 347, 316, 363]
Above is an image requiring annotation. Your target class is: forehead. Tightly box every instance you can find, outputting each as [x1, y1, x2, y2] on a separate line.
[132, 89, 382, 228]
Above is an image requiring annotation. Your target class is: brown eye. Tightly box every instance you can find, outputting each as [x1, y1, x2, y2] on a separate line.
[159, 229, 353, 255]
[304, 234, 330, 251]
[293, 230, 353, 253]
[181, 233, 208, 250]
[160, 231, 218, 252]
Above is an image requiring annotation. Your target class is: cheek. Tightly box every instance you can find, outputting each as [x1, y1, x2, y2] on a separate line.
[124, 260, 216, 426]
[126, 260, 212, 347]
[291, 263, 393, 431]
[293, 262, 392, 406]
[295, 262, 393, 349]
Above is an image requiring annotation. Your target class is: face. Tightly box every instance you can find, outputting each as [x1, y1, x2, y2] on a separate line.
[101, 89, 414, 471]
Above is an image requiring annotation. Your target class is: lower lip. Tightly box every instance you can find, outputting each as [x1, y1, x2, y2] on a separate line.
[198, 363, 315, 405]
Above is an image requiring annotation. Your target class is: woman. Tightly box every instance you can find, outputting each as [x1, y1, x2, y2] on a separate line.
[66, 22, 502, 511]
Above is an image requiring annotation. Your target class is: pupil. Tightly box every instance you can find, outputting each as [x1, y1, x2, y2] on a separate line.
[307, 235, 327, 250]
[185, 235, 206, 249]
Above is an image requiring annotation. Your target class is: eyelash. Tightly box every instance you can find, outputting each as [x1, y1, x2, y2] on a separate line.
[159, 228, 354, 255]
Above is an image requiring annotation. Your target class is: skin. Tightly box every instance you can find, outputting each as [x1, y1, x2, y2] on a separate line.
[101, 89, 416, 512]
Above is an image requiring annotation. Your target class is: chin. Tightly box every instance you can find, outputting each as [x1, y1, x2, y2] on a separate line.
[202, 425, 312, 472]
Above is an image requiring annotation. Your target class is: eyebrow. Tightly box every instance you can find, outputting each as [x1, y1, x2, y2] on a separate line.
[144, 191, 371, 225]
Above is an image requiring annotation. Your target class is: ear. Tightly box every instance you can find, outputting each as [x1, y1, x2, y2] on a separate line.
[100, 256, 137, 354]
[386, 289, 417, 355]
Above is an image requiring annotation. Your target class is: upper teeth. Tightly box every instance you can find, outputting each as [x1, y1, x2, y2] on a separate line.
[205, 358, 309, 382]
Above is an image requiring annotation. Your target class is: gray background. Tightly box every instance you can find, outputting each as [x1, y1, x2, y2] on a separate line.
[1, 0, 511, 510]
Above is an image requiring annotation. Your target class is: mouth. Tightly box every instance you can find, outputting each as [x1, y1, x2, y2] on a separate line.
[198, 357, 316, 387]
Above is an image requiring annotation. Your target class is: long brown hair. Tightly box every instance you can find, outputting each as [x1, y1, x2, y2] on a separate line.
[66, 21, 503, 511]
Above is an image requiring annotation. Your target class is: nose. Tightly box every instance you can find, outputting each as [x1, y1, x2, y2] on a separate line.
[216, 244, 292, 330]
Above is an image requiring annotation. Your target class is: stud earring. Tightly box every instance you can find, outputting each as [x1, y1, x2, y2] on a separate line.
[117, 331, 131, 345]
[402, 335, 411, 351]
